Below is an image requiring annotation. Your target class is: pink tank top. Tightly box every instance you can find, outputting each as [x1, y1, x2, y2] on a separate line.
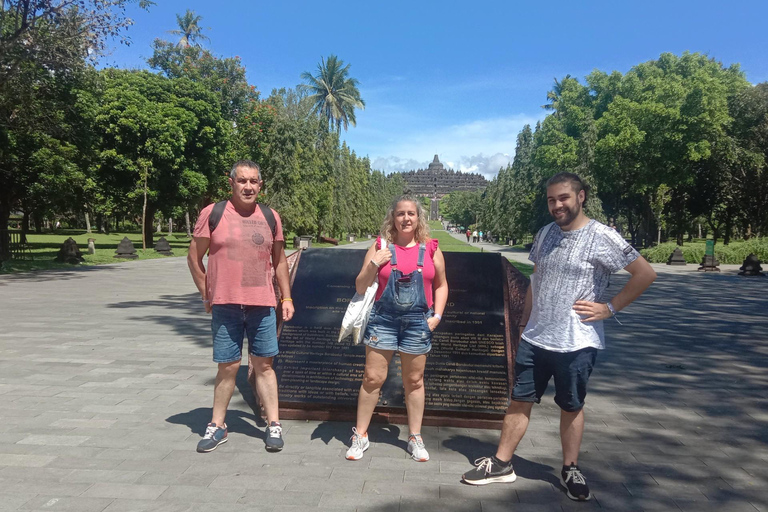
[374, 237, 439, 308]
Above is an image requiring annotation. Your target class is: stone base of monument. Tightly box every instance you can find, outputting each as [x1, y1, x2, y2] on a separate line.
[667, 247, 686, 265]
[248, 249, 528, 430]
[698, 254, 720, 272]
[739, 254, 765, 277]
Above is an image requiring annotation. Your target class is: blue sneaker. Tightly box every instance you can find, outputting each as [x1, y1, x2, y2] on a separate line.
[265, 421, 284, 452]
[197, 423, 227, 453]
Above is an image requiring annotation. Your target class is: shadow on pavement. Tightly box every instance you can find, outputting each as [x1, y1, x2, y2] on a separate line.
[165, 366, 266, 440]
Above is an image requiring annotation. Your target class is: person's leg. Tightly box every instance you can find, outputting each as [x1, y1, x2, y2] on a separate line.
[250, 355, 278, 422]
[495, 399, 534, 462]
[210, 305, 246, 426]
[355, 347, 394, 434]
[551, 346, 597, 466]
[551, 347, 597, 501]
[400, 352, 427, 435]
[211, 360, 240, 426]
[561, 408, 585, 466]
[246, 307, 280, 423]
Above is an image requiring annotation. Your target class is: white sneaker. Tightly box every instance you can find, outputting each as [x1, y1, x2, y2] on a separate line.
[345, 428, 369, 460]
[407, 434, 429, 462]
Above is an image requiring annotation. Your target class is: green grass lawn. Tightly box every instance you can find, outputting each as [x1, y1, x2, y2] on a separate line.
[428, 220, 444, 230]
[1, 230, 191, 274]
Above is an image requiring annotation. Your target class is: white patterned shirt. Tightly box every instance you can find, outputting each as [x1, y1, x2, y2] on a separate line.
[522, 219, 639, 352]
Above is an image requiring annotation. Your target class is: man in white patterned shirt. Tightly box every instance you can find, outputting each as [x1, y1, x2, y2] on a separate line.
[463, 172, 657, 501]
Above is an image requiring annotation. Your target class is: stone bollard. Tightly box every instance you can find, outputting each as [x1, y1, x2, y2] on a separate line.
[154, 236, 173, 256]
[114, 237, 138, 259]
[698, 238, 720, 272]
[87, 238, 96, 255]
[55, 237, 84, 264]
[738, 254, 765, 277]
[666, 247, 686, 266]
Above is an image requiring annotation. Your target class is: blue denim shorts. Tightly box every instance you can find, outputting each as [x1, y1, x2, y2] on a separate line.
[363, 307, 433, 355]
[511, 339, 598, 412]
[211, 305, 278, 363]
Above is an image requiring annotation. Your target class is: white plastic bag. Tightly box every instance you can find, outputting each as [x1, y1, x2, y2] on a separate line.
[338, 239, 384, 345]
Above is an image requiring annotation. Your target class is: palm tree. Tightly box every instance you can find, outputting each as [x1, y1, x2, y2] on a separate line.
[542, 74, 572, 111]
[300, 55, 365, 133]
[169, 10, 209, 48]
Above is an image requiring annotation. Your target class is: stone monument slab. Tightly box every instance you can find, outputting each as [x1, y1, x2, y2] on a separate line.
[273, 248, 518, 428]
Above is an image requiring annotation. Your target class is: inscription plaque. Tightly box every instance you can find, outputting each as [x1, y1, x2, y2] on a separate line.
[275, 248, 512, 421]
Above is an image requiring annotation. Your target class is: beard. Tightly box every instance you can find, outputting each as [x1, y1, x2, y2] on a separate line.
[551, 203, 581, 226]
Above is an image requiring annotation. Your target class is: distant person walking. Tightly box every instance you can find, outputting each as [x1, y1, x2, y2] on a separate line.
[346, 195, 448, 462]
[462, 172, 656, 501]
[466, 229, 471, 242]
[472, 230, 478, 243]
[187, 159, 294, 454]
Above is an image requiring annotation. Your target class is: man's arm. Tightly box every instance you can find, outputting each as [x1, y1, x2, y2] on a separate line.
[187, 237, 211, 313]
[272, 240, 294, 321]
[573, 256, 657, 322]
[518, 264, 536, 334]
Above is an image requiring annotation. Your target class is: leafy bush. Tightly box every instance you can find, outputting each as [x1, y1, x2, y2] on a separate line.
[640, 240, 768, 264]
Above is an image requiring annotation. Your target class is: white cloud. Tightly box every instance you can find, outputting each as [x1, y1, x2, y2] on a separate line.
[358, 114, 540, 180]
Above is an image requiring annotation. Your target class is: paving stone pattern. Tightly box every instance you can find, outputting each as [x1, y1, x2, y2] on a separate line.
[0, 253, 767, 511]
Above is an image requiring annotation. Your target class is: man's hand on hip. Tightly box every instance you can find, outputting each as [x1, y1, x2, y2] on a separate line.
[573, 301, 612, 322]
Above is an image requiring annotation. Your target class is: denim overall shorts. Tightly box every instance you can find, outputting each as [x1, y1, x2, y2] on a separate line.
[363, 243, 433, 355]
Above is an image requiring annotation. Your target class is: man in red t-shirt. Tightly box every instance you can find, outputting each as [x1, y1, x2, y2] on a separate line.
[187, 159, 294, 453]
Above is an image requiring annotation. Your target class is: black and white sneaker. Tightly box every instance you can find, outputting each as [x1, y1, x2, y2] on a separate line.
[265, 421, 284, 452]
[462, 456, 517, 485]
[561, 464, 591, 501]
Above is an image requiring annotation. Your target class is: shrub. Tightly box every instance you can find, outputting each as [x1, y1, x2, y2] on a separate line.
[640, 239, 768, 264]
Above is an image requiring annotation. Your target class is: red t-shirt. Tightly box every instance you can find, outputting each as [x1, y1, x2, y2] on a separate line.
[374, 237, 439, 308]
[193, 201, 285, 307]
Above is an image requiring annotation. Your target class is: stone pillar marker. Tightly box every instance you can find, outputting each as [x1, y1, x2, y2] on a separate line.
[667, 247, 686, 266]
[55, 237, 84, 264]
[698, 237, 720, 272]
[114, 237, 138, 259]
[87, 238, 96, 255]
[738, 254, 765, 277]
[154, 236, 173, 256]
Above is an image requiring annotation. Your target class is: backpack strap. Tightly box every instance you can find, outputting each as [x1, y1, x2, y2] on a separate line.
[257, 203, 277, 240]
[208, 200, 276, 240]
[417, 243, 426, 267]
[208, 200, 229, 234]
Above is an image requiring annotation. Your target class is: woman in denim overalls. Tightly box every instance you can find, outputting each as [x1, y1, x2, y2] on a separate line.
[346, 195, 449, 462]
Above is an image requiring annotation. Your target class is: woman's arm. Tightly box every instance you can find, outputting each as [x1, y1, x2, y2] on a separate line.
[355, 241, 392, 295]
[428, 247, 448, 331]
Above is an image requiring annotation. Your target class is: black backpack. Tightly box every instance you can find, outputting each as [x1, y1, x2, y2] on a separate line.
[208, 200, 277, 240]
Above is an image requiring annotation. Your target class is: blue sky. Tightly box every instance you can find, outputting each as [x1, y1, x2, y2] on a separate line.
[104, 0, 768, 179]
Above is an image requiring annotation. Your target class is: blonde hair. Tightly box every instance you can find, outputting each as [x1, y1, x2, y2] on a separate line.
[380, 195, 430, 244]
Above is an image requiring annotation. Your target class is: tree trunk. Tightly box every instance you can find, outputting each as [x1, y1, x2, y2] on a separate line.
[143, 206, 156, 249]
[185, 210, 191, 238]
[723, 212, 732, 245]
[22, 211, 29, 232]
[33, 212, 43, 233]
[698, 223, 702, 239]
[0, 200, 10, 260]
[85, 211, 91, 233]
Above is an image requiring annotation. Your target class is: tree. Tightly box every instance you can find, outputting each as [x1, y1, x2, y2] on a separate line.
[95, 69, 230, 248]
[0, 0, 151, 256]
[300, 55, 365, 133]
[169, 9, 209, 48]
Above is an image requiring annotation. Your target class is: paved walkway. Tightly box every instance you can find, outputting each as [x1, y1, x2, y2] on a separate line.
[0, 242, 766, 511]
